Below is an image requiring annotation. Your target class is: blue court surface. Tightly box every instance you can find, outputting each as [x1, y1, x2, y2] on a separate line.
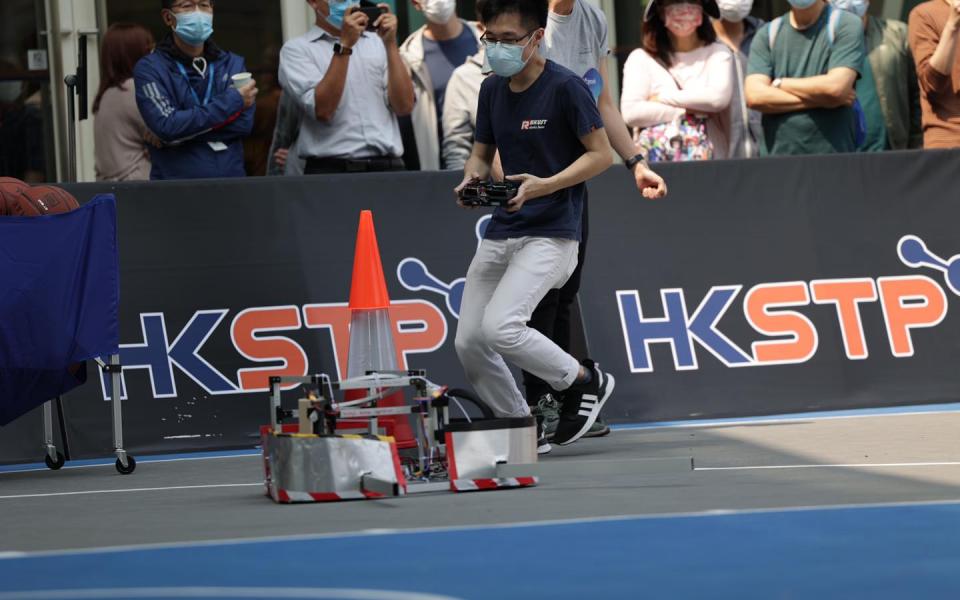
[1, 501, 958, 599]
[3, 406, 960, 599]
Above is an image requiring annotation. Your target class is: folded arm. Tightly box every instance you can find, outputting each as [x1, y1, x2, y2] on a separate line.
[657, 50, 734, 114]
[134, 62, 244, 144]
[777, 67, 857, 108]
[620, 51, 685, 128]
[746, 74, 820, 114]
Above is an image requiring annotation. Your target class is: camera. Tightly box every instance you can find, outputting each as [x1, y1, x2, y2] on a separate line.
[458, 180, 520, 207]
[355, 1, 387, 31]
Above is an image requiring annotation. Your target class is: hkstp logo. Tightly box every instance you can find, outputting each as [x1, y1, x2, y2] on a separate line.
[616, 235, 958, 373]
[99, 217, 492, 400]
[103, 228, 954, 398]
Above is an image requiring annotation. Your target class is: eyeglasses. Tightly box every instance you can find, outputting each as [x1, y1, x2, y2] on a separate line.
[170, 1, 214, 11]
[480, 30, 537, 46]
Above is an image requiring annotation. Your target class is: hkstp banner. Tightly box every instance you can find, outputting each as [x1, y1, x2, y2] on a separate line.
[1, 149, 958, 463]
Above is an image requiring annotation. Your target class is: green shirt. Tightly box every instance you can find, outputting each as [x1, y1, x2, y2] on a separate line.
[856, 57, 889, 152]
[747, 6, 865, 155]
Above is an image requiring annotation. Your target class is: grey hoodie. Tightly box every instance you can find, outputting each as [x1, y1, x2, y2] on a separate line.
[440, 47, 487, 171]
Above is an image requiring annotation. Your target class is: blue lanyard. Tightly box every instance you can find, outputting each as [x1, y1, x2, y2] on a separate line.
[175, 61, 215, 107]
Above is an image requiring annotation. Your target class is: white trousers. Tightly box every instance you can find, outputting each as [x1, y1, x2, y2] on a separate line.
[455, 237, 581, 417]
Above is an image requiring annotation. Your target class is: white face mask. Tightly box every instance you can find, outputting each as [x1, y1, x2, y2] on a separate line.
[716, 0, 754, 22]
[0, 81, 22, 103]
[421, 0, 457, 24]
[830, 0, 869, 17]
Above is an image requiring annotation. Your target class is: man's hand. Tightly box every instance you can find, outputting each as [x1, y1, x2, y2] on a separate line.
[341, 9, 368, 48]
[238, 80, 258, 109]
[144, 129, 164, 148]
[273, 148, 289, 169]
[950, 0, 960, 25]
[505, 173, 555, 213]
[455, 171, 481, 209]
[839, 87, 857, 107]
[374, 4, 398, 46]
[634, 162, 667, 199]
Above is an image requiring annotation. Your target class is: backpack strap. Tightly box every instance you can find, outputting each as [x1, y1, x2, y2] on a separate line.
[826, 4, 841, 46]
[770, 7, 841, 49]
[768, 16, 783, 50]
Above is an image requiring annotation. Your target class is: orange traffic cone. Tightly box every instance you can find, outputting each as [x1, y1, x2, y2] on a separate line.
[339, 210, 416, 448]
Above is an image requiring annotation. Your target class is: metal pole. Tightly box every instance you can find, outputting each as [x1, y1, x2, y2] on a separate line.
[110, 354, 128, 467]
[63, 74, 77, 183]
[271, 378, 282, 433]
[55, 396, 71, 460]
[42, 401, 56, 461]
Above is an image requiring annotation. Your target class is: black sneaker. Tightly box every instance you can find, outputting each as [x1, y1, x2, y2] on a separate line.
[554, 360, 615, 446]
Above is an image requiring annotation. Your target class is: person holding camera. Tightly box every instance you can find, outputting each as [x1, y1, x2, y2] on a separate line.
[453, 0, 615, 453]
[134, 0, 257, 180]
[279, 0, 416, 174]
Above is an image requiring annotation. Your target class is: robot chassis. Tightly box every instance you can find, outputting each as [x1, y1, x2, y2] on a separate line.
[263, 370, 538, 503]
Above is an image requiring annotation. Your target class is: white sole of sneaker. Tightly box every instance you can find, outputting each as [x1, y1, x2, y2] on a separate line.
[538, 442, 552, 455]
[557, 373, 615, 446]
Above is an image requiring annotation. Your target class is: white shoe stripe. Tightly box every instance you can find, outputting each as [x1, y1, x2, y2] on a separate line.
[583, 394, 598, 401]
[578, 410, 592, 417]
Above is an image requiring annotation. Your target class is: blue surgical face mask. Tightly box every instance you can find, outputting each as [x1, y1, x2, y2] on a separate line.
[787, 0, 819, 9]
[325, 0, 352, 29]
[484, 32, 537, 78]
[830, 0, 868, 17]
[173, 10, 214, 47]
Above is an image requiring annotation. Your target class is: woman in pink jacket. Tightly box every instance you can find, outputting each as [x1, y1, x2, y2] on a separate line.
[621, 0, 734, 160]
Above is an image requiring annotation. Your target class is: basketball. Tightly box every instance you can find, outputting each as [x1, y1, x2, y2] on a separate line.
[25, 185, 80, 215]
[0, 182, 80, 217]
[0, 177, 30, 216]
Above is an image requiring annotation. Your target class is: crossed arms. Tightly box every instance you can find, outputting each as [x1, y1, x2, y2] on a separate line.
[745, 67, 858, 114]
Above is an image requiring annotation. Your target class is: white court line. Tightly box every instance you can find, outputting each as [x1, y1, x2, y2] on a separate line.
[3, 497, 960, 560]
[697, 461, 960, 471]
[613, 408, 960, 432]
[5, 406, 959, 475]
[8, 462, 958, 500]
[0, 483, 261, 501]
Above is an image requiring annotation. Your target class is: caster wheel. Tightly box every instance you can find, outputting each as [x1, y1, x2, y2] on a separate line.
[115, 456, 136, 475]
[44, 452, 65, 470]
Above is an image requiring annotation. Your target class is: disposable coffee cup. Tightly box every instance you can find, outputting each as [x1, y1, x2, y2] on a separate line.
[231, 72, 253, 89]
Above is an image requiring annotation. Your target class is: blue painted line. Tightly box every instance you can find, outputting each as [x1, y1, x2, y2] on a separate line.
[0, 448, 261, 474]
[610, 401, 960, 431]
[0, 502, 958, 599]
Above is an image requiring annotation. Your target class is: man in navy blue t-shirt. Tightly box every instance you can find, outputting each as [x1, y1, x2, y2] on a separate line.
[453, 0, 614, 451]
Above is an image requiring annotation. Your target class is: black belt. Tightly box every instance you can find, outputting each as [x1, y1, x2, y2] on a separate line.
[305, 156, 405, 173]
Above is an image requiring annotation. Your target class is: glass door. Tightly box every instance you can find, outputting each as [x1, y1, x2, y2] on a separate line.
[0, 0, 56, 182]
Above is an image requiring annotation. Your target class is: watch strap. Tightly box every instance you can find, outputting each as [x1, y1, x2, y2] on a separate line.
[624, 153, 646, 171]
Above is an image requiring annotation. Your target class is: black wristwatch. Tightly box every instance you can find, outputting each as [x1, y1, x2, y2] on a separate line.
[624, 153, 646, 171]
[333, 43, 353, 56]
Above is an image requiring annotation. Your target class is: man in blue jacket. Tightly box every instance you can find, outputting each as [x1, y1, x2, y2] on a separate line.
[134, 0, 257, 179]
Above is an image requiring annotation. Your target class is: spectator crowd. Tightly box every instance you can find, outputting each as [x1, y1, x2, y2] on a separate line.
[89, 0, 960, 181]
